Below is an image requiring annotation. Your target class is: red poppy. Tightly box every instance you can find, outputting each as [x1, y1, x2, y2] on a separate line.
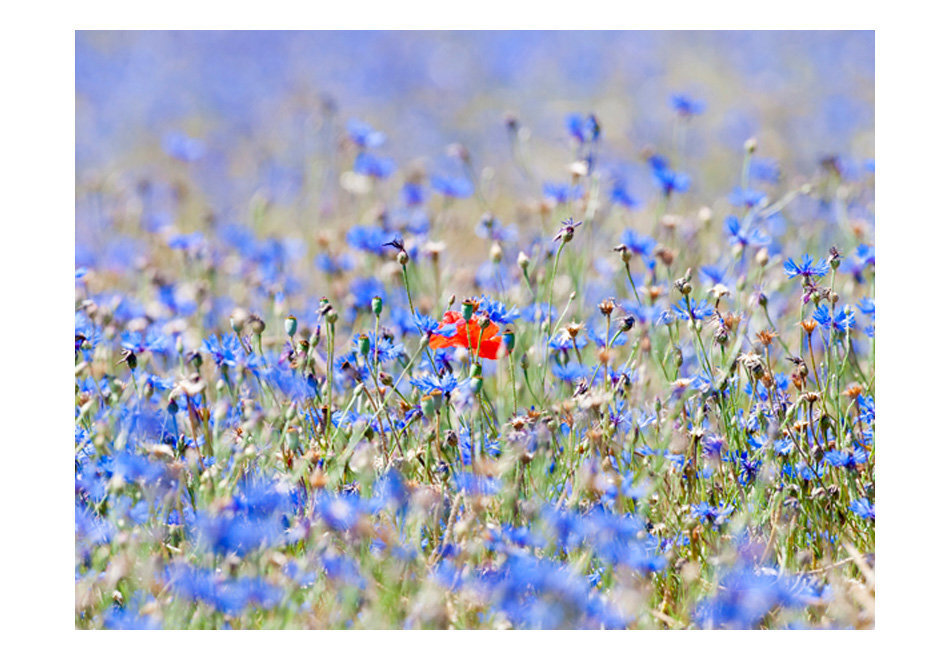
[428, 311, 503, 359]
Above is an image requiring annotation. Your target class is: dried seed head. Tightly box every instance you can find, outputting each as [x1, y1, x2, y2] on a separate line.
[598, 298, 616, 317]
[247, 313, 265, 336]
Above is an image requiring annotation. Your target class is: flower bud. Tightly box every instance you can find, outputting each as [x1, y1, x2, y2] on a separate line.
[490, 242, 503, 264]
[230, 308, 249, 334]
[502, 329, 515, 354]
[517, 251, 530, 271]
[284, 315, 298, 337]
[371, 296, 383, 316]
[397, 250, 409, 266]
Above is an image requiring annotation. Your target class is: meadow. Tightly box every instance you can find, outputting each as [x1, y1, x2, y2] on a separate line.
[75, 31, 875, 629]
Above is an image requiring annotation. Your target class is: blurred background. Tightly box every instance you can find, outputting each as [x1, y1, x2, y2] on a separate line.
[75, 31, 873, 330]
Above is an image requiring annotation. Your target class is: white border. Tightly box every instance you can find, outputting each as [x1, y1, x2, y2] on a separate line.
[4, 0, 948, 655]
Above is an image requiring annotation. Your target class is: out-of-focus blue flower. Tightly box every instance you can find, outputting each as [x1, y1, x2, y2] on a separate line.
[610, 180, 640, 209]
[670, 93, 705, 117]
[725, 215, 770, 248]
[551, 361, 590, 384]
[850, 498, 875, 520]
[729, 187, 767, 208]
[813, 304, 856, 334]
[692, 502, 735, 526]
[648, 154, 690, 196]
[431, 175, 474, 199]
[566, 113, 600, 144]
[346, 118, 386, 148]
[750, 158, 781, 184]
[353, 152, 396, 179]
[349, 277, 387, 311]
[543, 182, 583, 204]
[162, 131, 205, 162]
[202, 333, 241, 367]
[346, 224, 389, 256]
[618, 228, 656, 264]
[695, 563, 821, 629]
[401, 181, 427, 206]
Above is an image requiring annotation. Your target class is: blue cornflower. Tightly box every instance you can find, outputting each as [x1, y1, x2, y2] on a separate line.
[345, 118, 386, 149]
[120, 327, 169, 355]
[345, 224, 389, 256]
[162, 131, 205, 162]
[813, 304, 856, 334]
[410, 371, 458, 396]
[694, 563, 821, 629]
[566, 113, 600, 144]
[728, 187, 767, 208]
[167, 231, 205, 251]
[478, 296, 519, 324]
[543, 182, 583, 204]
[202, 334, 241, 367]
[854, 244, 875, 266]
[474, 215, 518, 243]
[322, 553, 367, 588]
[401, 181, 426, 206]
[648, 154, 690, 196]
[672, 298, 715, 322]
[850, 498, 875, 520]
[699, 264, 728, 286]
[618, 228, 657, 263]
[724, 215, 769, 248]
[610, 180, 640, 209]
[656, 309, 676, 326]
[549, 329, 588, 351]
[784, 254, 830, 280]
[316, 492, 367, 532]
[824, 450, 858, 470]
[551, 362, 591, 384]
[670, 94, 705, 117]
[431, 175, 474, 199]
[412, 311, 441, 337]
[103, 605, 161, 630]
[453, 472, 499, 496]
[357, 332, 404, 364]
[691, 502, 735, 526]
[353, 152, 396, 179]
[750, 158, 781, 184]
[349, 277, 386, 310]
[314, 252, 355, 274]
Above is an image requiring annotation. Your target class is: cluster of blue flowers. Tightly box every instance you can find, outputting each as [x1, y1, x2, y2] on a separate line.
[75, 31, 874, 630]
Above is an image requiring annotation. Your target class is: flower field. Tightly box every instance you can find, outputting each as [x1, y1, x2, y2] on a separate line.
[75, 31, 875, 629]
